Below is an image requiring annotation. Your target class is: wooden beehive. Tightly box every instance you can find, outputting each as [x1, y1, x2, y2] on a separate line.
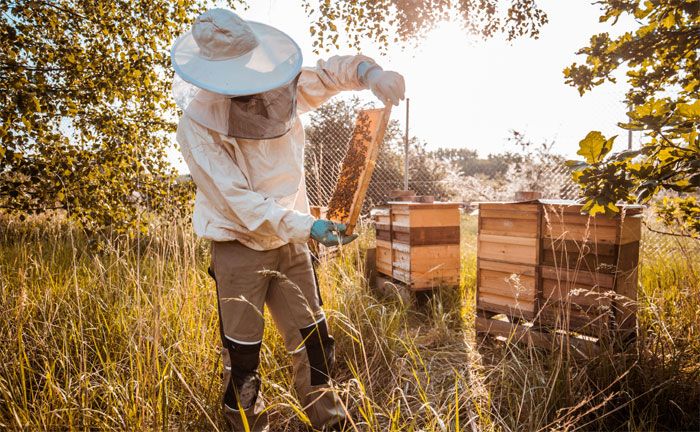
[374, 202, 461, 290]
[327, 106, 392, 235]
[538, 202, 642, 335]
[476, 200, 642, 346]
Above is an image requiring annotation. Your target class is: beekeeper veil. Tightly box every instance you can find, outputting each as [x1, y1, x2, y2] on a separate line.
[171, 8, 303, 139]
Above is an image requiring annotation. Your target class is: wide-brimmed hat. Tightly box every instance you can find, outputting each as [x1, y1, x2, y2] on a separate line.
[171, 8, 302, 96]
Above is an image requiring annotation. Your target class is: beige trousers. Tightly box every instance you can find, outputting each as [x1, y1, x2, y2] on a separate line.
[210, 240, 345, 431]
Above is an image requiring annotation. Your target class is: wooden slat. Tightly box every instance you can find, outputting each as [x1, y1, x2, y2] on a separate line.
[391, 212, 410, 227]
[392, 267, 411, 284]
[410, 272, 460, 290]
[543, 221, 620, 244]
[376, 245, 392, 264]
[376, 239, 392, 249]
[478, 234, 536, 246]
[478, 291, 536, 311]
[476, 317, 600, 355]
[478, 268, 536, 300]
[480, 217, 538, 238]
[391, 242, 411, 253]
[409, 244, 460, 265]
[387, 202, 462, 210]
[410, 208, 460, 228]
[376, 230, 391, 242]
[541, 278, 611, 308]
[389, 204, 459, 226]
[478, 235, 537, 265]
[391, 207, 460, 228]
[377, 262, 392, 276]
[478, 203, 539, 213]
[392, 246, 460, 271]
[538, 265, 617, 337]
[538, 303, 611, 336]
[542, 205, 620, 227]
[479, 208, 539, 221]
[475, 295, 536, 317]
[540, 266, 615, 290]
[541, 238, 618, 273]
[478, 259, 536, 276]
[392, 226, 460, 245]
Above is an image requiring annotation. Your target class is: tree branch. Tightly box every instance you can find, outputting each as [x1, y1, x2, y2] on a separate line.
[643, 220, 696, 239]
[32, 0, 88, 21]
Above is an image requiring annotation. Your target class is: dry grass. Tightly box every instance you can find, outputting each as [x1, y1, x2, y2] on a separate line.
[0, 214, 698, 431]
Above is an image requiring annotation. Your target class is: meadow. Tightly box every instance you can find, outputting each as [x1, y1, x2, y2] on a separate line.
[0, 214, 698, 431]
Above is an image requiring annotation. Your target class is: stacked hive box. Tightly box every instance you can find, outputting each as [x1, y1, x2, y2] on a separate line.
[375, 202, 461, 290]
[477, 203, 540, 320]
[538, 203, 641, 335]
[476, 200, 642, 343]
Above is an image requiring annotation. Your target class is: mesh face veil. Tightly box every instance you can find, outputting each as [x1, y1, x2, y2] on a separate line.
[172, 72, 300, 140]
[227, 73, 300, 140]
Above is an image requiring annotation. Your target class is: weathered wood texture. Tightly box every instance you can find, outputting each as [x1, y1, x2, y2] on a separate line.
[540, 203, 642, 334]
[476, 200, 642, 344]
[327, 106, 392, 235]
[475, 316, 600, 356]
[373, 202, 461, 290]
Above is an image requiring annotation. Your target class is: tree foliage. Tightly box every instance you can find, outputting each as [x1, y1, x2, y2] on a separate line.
[432, 147, 525, 178]
[302, 0, 548, 53]
[1, 0, 546, 232]
[565, 0, 699, 234]
[0, 1, 248, 233]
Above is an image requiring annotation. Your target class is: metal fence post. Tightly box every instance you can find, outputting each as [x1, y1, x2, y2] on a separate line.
[404, 98, 410, 191]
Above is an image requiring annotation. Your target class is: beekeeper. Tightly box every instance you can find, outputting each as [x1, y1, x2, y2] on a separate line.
[171, 8, 405, 432]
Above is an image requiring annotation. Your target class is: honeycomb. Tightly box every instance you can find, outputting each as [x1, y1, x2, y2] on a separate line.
[326, 108, 388, 233]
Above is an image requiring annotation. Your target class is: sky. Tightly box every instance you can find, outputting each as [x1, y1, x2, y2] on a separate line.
[170, 1, 641, 171]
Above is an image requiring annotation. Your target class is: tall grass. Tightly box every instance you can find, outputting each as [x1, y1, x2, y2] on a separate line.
[0, 215, 698, 431]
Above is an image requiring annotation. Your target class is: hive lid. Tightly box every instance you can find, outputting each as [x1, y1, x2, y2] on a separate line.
[475, 199, 645, 215]
[387, 201, 462, 208]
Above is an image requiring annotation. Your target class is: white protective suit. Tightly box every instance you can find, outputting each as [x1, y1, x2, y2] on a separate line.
[176, 54, 375, 251]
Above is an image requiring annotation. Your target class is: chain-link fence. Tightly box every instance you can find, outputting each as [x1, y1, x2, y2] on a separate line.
[303, 97, 579, 210]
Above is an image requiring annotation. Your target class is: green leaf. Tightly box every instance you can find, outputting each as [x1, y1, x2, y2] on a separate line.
[677, 100, 700, 120]
[605, 201, 620, 214]
[577, 131, 616, 164]
[589, 202, 606, 216]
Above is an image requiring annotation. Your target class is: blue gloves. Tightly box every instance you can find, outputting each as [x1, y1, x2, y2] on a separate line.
[310, 220, 358, 247]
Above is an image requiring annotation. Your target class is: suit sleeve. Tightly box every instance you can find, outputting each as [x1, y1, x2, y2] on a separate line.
[177, 115, 315, 243]
[297, 54, 376, 114]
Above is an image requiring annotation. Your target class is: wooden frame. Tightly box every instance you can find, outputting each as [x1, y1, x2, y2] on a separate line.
[327, 105, 393, 235]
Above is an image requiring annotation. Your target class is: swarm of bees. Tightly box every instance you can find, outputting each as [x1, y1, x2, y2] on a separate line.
[326, 108, 389, 234]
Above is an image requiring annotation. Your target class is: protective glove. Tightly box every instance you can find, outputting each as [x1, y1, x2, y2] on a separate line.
[310, 219, 358, 247]
[359, 62, 406, 106]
